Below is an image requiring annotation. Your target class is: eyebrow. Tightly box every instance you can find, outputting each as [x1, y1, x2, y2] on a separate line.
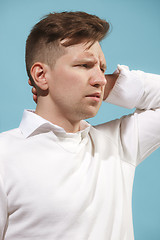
[75, 52, 95, 59]
[75, 52, 107, 70]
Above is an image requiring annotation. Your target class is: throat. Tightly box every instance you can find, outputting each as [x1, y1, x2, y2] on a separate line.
[35, 106, 81, 133]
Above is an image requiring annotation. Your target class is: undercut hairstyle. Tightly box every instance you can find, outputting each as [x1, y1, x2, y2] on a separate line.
[25, 11, 110, 85]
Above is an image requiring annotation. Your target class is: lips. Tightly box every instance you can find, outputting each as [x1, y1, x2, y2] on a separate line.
[85, 92, 102, 103]
[86, 92, 101, 98]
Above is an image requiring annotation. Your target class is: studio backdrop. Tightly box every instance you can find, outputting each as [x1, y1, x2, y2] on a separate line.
[0, 0, 160, 239]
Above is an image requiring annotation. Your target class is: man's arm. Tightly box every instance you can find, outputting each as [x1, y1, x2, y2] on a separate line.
[0, 175, 7, 239]
[104, 65, 160, 165]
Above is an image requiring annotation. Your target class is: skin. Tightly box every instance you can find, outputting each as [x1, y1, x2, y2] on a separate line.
[30, 41, 118, 133]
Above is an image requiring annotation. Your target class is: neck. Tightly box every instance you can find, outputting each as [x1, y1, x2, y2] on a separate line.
[35, 98, 81, 133]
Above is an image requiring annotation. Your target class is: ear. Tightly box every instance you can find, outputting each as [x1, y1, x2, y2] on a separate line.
[30, 62, 49, 91]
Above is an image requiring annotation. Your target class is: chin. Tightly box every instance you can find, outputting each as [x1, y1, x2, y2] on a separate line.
[82, 108, 99, 120]
[74, 103, 101, 121]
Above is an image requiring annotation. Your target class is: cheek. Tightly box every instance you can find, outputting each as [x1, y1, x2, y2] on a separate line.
[57, 68, 86, 91]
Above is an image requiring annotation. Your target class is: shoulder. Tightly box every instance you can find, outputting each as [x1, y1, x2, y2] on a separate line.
[0, 128, 25, 177]
[89, 119, 121, 151]
[90, 112, 138, 149]
[91, 118, 121, 144]
[0, 128, 22, 142]
[0, 128, 23, 155]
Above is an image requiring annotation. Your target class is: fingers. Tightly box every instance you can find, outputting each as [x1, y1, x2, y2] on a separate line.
[28, 79, 32, 86]
[28, 79, 38, 104]
[103, 73, 119, 100]
[32, 86, 37, 104]
[33, 94, 37, 104]
[32, 86, 37, 95]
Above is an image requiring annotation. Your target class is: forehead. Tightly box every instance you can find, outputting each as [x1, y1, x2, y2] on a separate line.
[64, 41, 106, 63]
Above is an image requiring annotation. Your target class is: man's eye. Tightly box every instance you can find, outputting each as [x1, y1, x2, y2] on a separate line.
[80, 64, 90, 68]
[74, 64, 90, 69]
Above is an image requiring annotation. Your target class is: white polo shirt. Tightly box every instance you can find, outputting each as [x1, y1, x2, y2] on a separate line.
[0, 65, 160, 240]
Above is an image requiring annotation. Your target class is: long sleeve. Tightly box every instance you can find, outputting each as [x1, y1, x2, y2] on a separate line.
[0, 174, 7, 240]
[106, 65, 160, 165]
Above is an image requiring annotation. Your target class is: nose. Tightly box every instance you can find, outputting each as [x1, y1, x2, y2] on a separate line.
[89, 68, 107, 88]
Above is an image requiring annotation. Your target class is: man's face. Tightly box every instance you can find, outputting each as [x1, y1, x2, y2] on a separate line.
[46, 41, 107, 122]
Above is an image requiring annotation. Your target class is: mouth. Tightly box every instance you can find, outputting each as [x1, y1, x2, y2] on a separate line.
[86, 92, 101, 102]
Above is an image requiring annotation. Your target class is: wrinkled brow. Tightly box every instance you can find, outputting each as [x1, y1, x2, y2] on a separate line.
[77, 52, 107, 69]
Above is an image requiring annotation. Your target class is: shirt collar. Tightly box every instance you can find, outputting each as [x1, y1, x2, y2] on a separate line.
[19, 110, 90, 139]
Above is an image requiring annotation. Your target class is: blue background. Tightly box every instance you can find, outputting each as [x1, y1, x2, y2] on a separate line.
[0, 0, 160, 239]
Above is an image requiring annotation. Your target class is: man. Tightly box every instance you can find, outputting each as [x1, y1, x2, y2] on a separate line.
[0, 11, 160, 240]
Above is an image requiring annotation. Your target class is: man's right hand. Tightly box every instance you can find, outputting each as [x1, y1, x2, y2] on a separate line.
[28, 79, 37, 104]
[103, 73, 119, 100]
